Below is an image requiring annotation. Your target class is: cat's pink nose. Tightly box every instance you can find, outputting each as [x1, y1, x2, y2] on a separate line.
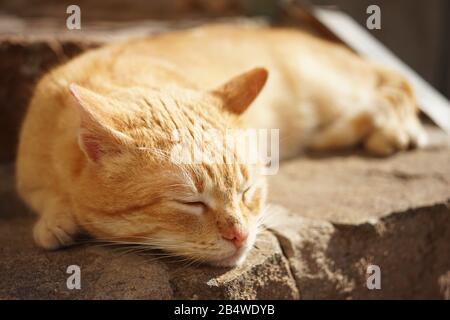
[221, 227, 248, 249]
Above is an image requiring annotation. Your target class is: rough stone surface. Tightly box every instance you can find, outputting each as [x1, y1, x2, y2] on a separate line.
[265, 135, 450, 299]
[2, 142, 449, 299]
[0, 216, 173, 299]
[269, 144, 450, 224]
[169, 231, 299, 299]
[0, 166, 298, 299]
[270, 204, 450, 299]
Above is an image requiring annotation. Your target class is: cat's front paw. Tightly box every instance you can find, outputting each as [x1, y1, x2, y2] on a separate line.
[33, 214, 79, 250]
[364, 69, 428, 156]
[364, 117, 427, 156]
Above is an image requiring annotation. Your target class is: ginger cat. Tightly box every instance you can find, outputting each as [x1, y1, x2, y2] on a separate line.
[16, 24, 426, 266]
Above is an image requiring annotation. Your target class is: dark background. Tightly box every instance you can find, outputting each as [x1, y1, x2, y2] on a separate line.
[1, 0, 449, 98]
[313, 0, 450, 99]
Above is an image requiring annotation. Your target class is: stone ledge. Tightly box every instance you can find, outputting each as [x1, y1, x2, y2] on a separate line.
[169, 231, 299, 299]
[0, 217, 298, 299]
[0, 164, 299, 299]
[268, 143, 450, 224]
[1, 144, 449, 299]
[270, 203, 450, 299]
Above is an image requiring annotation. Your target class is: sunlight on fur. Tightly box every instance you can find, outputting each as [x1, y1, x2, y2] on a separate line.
[16, 24, 426, 266]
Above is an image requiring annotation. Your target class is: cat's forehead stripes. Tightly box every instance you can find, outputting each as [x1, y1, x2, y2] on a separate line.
[188, 162, 252, 206]
[141, 90, 226, 128]
[102, 87, 256, 206]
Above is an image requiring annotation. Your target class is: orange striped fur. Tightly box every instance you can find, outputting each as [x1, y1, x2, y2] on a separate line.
[16, 24, 425, 265]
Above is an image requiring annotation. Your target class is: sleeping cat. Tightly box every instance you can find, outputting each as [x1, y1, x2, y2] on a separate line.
[16, 24, 426, 266]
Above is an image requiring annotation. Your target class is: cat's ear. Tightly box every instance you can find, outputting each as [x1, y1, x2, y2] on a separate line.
[211, 67, 268, 115]
[69, 84, 132, 162]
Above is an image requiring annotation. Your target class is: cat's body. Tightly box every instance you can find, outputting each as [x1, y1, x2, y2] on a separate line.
[16, 24, 425, 266]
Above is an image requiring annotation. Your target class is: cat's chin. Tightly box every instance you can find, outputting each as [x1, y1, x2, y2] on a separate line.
[207, 233, 258, 267]
[207, 249, 249, 267]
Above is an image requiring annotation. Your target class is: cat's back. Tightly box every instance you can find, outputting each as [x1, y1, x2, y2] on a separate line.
[120, 24, 323, 87]
[23, 24, 349, 101]
[16, 24, 363, 182]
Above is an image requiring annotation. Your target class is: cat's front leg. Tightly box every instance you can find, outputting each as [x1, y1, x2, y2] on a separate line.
[32, 195, 79, 250]
[363, 68, 427, 155]
[308, 112, 374, 152]
[363, 116, 427, 155]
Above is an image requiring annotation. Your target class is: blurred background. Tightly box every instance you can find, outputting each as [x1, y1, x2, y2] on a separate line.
[1, 0, 449, 98]
[0, 0, 449, 163]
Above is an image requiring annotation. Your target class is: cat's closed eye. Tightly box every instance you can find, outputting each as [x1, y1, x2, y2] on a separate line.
[242, 185, 256, 207]
[173, 199, 208, 215]
[180, 200, 207, 208]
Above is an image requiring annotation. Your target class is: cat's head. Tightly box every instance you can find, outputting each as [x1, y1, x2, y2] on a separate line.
[69, 68, 269, 266]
